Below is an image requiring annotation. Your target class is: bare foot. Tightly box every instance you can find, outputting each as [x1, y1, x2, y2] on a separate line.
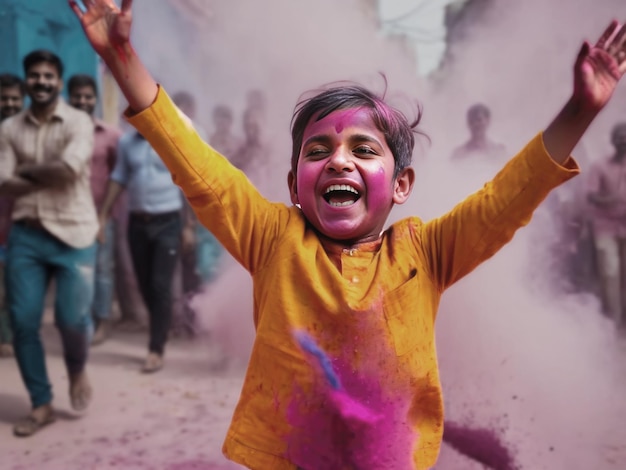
[69, 370, 93, 411]
[0, 343, 14, 357]
[13, 403, 56, 437]
[141, 352, 164, 373]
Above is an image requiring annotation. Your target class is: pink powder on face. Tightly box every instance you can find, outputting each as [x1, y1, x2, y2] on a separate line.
[332, 108, 361, 134]
[443, 421, 517, 470]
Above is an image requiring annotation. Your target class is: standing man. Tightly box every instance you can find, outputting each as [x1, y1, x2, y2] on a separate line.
[450, 103, 508, 161]
[68, 74, 122, 345]
[98, 127, 183, 373]
[0, 50, 97, 436]
[0, 74, 26, 357]
[587, 122, 626, 327]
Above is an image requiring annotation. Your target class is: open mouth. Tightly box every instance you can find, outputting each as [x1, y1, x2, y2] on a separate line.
[323, 184, 361, 207]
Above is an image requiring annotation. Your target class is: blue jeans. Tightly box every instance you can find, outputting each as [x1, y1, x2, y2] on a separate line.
[92, 221, 115, 321]
[6, 223, 96, 407]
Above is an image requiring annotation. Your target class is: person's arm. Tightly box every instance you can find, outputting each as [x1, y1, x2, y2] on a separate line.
[0, 177, 41, 197]
[17, 109, 95, 189]
[70, 0, 157, 113]
[71, 0, 287, 274]
[17, 162, 75, 188]
[0, 122, 40, 197]
[543, 21, 626, 163]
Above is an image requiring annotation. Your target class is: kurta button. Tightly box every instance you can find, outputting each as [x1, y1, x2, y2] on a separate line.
[351, 276, 359, 283]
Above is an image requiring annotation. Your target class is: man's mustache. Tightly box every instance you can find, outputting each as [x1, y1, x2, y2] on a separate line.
[32, 85, 54, 93]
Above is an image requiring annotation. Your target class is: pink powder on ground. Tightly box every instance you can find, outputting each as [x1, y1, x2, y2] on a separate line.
[443, 421, 517, 470]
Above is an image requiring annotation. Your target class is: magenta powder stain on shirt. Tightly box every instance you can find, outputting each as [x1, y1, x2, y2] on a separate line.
[287, 329, 418, 469]
[443, 421, 517, 470]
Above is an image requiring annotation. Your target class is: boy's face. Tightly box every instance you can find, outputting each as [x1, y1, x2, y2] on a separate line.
[288, 107, 414, 244]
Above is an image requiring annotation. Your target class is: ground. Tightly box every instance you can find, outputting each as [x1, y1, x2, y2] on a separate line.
[0, 313, 497, 470]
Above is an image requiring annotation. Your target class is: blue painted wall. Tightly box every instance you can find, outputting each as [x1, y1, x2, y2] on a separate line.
[0, 0, 98, 92]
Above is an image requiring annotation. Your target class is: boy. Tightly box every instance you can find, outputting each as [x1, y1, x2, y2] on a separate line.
[71, 1, 626, 468]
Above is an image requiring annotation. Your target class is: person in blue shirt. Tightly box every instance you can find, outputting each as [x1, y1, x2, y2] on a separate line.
[98, 130, 184, 373]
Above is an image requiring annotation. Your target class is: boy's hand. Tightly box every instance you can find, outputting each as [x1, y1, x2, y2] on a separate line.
[574, 20, 626, 112]
[543, 20, 626, 165]
[69, 0, 133, 57]
[69, 0, 157, 112]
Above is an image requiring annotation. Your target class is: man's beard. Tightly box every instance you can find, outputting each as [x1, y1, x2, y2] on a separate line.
[29, 85, 60, 108]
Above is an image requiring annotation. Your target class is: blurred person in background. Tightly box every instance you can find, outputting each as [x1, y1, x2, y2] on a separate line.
[586, 122, 626, 328]
[172, 91, 223, 335]
[0, 74, 26, 121]
[451, 103, 508, 161]
[0, 73, 26, 357]
[98, 123, 184, 372]
[68, 74, 122, 345]
[209, 104, 240, 158]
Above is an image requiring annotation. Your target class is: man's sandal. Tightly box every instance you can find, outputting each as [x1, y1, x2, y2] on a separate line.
[13, 413, 56, 437]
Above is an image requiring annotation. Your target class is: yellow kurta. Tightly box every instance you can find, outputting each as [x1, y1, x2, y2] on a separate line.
[128, 87, 578, 470]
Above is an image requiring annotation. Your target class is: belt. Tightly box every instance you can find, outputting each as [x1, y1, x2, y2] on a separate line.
[129, 210, 180, 223]
[16, 218, 46, 231]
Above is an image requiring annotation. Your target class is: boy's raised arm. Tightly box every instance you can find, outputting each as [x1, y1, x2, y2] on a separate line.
[69, 0, 157, 112]
[543, 20, 626, 164]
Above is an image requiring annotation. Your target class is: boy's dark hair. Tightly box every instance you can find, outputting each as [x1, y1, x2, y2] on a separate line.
[0, 74, 26, 96]
[290, 84, 423, 177]
[67, 74, 98, 95]
[23, 50, 64, 77]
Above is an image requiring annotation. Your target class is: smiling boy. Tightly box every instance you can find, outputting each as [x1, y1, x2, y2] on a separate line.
[70, 1, 626, 468]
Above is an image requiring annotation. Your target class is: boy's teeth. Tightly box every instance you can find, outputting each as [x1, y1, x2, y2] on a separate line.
[329, 200, 356, 207]
[325, 184, 359, 195]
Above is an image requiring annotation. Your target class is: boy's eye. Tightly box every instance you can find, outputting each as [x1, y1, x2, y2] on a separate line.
[305, 147, 329, 158]
[354, 146, 377, 155]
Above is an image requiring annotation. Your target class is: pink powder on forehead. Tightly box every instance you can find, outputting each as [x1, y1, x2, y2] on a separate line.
[332, 108, 362, 134]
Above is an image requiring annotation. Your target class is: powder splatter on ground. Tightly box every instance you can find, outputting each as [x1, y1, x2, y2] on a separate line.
[443, 421, 517, 470]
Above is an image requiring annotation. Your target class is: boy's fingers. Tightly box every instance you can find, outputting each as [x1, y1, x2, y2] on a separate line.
[608, 23, 626, 55]
[68, 1, 84, 18]
[596, 20, 620, 50]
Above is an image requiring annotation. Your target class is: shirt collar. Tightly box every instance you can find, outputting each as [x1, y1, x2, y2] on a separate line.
[25, 98, 72, 125]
